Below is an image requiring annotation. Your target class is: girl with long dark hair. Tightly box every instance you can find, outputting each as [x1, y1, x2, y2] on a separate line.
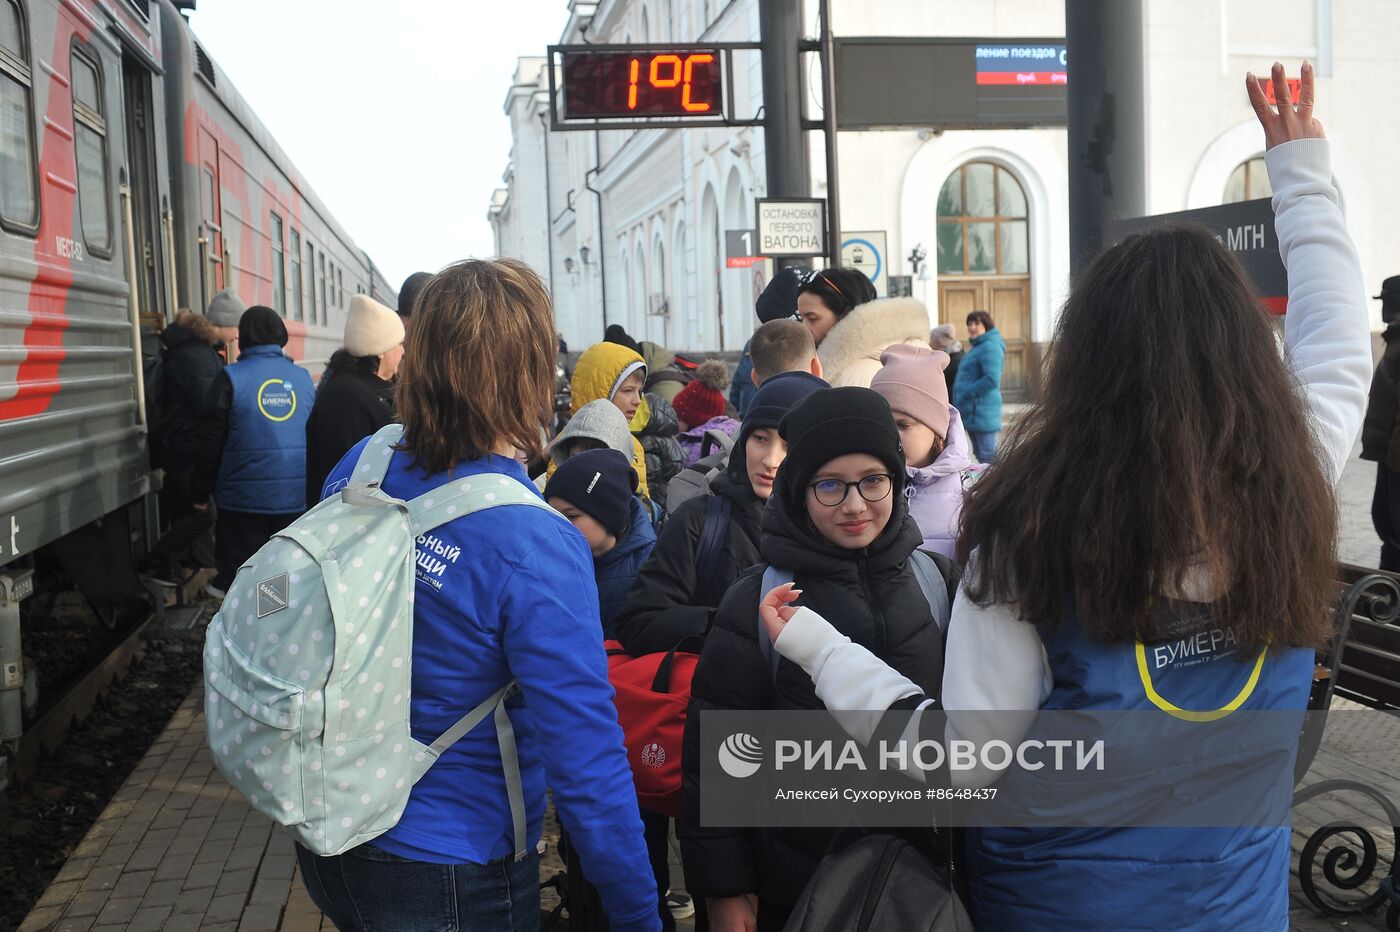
[758, 63, 1371, 930]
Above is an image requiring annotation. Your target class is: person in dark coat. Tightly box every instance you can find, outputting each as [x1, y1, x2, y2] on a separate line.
[193, 307, 315, 598]
[1362, 275, 1400, 569]
[544, 448, 657, 635]
[139, 308, 233, 585]
[679, 387, 946, 932]
[636, 392, 686, 510]
[305, 295, 404, 505]
[614, 372, 829, 658]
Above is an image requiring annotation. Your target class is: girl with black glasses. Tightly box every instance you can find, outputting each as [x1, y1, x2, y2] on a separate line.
[678, 386, 947, 932]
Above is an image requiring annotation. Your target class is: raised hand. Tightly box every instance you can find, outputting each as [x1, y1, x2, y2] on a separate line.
[1246, 60, 1324, 150]
[759, 582, 802, 644]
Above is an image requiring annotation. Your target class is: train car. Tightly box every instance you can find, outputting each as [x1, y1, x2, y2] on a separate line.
[0, 0, 392, 776]
[157, 0, 390, 369]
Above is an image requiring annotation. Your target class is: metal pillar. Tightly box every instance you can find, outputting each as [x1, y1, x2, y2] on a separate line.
[1066, 0, 1147, 276]
[818, 0, 841, 267]
[759, 0, 809, 201]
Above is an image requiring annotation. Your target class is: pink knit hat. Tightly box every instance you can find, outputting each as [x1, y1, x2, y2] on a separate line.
[871, 344, 951, 438]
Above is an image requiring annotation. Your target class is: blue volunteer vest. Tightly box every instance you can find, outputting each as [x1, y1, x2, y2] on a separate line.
[215, 344, 315, 514]
[968, 604, 1312, 932]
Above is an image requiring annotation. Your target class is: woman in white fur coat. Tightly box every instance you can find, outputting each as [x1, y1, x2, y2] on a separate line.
[796, 267, 933, 387]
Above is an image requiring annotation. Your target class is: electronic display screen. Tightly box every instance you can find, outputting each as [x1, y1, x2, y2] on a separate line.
[835, 38, 1068, 129]
[561, 49, 723, 120]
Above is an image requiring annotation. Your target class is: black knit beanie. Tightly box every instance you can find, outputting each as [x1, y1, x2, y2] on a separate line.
[755, 266, 815, 323]
[543, 448, 638, 539]
[603, 324, 642, 355]
[398, 271, 433, 318]
[777, 387, 905, 512]
[727, 371, 829, 485]
[238, 305, 288, 348]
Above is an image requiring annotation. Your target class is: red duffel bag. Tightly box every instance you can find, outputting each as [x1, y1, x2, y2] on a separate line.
[603, 636, 702, 816]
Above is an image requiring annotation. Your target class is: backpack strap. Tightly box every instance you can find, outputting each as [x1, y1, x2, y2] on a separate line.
[756, 565, 792, 687]
[693, 494, 733, 602]
[351, 423, 406, 488]
[908, 550, 953, 633]
[406, 472, 566, 538]
[425, 681, 529, 862]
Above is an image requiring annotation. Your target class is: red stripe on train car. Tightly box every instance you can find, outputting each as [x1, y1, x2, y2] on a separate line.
[0, 13, 93, 422]
[285, 320, 307, 364]
[1262, 296, 1288, 316]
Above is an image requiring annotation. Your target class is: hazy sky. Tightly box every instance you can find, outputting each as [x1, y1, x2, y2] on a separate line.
[188, 0, 567, 288]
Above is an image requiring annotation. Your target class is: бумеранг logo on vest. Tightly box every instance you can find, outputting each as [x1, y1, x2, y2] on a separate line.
[257, 378, 298, 422]
[718, 733, 763, 778]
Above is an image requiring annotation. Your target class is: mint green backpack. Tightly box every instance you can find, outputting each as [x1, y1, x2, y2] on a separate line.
[203, 424, 563, 857]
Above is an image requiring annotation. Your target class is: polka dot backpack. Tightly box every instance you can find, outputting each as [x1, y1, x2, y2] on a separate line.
[203, 423, 556, 857]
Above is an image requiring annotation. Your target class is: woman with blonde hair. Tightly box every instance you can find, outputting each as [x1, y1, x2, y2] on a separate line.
[304, 259, 660, 932]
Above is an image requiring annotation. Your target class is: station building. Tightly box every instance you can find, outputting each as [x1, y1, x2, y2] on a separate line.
[489, 0, 1397, 401]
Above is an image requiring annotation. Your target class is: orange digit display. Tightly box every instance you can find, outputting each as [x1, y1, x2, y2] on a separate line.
[650, 54, 683, 89]
[563, 48, 723, 120]
[681, 53, 716, 112]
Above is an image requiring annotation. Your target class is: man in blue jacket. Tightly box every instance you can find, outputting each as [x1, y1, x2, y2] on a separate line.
[193, 305, 314, 598]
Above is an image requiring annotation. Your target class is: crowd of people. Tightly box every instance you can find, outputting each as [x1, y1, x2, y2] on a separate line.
[154, 65, 1378, 931]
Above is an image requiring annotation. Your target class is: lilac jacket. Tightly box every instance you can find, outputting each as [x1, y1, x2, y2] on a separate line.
[677, 415, 741, 467]
[904, 406, 976, 558]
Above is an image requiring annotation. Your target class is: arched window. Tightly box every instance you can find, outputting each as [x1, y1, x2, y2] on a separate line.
[0, 0, 38, 232]
[1223, 156, 1271, 203]
[936, 161, 1027, 275]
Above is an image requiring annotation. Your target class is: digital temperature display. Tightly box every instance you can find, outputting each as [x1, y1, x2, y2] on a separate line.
[561, 49, 723, 120]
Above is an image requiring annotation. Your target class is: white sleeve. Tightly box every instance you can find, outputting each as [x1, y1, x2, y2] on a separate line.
[940, 555, 1053, 788]
[774, 607, 925, 717]
[1269, 139, 1372, 486]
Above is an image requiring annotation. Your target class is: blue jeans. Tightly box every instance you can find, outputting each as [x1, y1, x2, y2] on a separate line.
[295, 842, 540, 932]
[967, 430, 999, 464]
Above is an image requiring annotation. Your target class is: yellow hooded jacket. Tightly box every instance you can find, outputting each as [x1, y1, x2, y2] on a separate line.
[556, 341, 652, 497]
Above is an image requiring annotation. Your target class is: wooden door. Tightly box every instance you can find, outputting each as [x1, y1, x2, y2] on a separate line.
[937, 277, 1032, 401]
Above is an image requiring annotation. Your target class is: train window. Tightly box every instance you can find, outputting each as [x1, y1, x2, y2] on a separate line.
[270, 211, 285, 315]
[0, 0, 39, 233]
[200, 168, 215, 221]
[305, 239, 315, 322]
[70, 46, 111, 256]
[289, 229, 303, 321]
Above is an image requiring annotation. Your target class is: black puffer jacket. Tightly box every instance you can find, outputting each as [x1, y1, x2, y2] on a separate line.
[153, 314, 224, 470]
[636, 392, 686, 509]
[614, 469, 763, 656]
[1361, 324, 1400, 469]
[678, 474, 944, 908]
[305, 361, 396, 506]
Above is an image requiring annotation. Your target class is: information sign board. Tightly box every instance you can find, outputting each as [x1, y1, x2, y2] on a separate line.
[756, 199, 826, 257]
[1105, 198, 1285, 314]
[841, 232, 888, 297]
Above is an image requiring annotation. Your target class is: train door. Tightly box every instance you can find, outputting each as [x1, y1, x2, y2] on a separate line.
[197, 126, 222, 303]
[120, 52, 165, 326]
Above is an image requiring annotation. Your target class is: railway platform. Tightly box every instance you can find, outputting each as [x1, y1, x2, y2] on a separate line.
[16, 685, 692, 932]
[16, 683, 1399, 931]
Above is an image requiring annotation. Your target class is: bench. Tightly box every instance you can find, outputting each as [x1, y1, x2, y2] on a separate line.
[1292, 565, 1400, 928]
